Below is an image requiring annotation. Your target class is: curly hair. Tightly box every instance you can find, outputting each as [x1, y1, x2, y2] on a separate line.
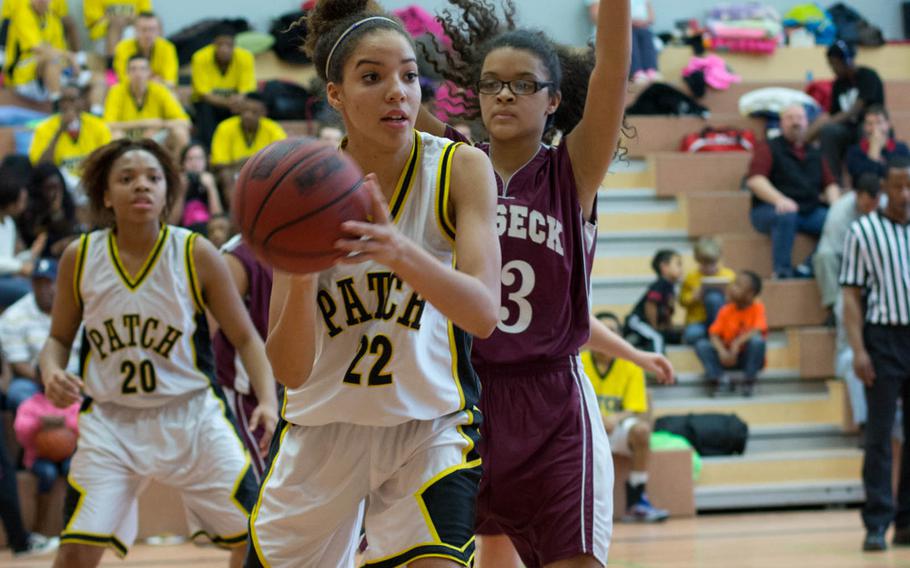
[301, 0, 414, 83]
[80, 139, 182, 227]
[424, 0, 632, 154]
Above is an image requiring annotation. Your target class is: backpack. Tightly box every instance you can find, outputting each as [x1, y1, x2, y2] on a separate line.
[654, 413, 749, 456]
[270, 11, 311, 64]
[626, 83, 709, 117]
[827, 3, 885, 47]
[680, 126, 756, 152]
[168, 18, 251, 66]
[261, 80, 325, 121]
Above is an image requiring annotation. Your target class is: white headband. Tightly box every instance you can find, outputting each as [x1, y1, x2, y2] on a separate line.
[325, 16, 400, 79]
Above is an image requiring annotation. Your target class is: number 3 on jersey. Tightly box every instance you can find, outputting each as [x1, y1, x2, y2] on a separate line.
[498, 260, 535, 334]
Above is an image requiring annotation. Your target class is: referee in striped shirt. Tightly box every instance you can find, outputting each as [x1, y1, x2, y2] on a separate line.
[841, 154, 910, 552]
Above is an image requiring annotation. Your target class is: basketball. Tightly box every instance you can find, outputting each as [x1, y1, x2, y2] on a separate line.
[233, 137, 371, 274]
[34, 428, 77, 463]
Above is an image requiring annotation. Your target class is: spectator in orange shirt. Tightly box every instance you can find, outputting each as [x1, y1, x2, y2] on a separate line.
[694, 270, 768, 397]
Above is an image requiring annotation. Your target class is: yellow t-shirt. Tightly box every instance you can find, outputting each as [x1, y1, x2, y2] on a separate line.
[191, 44, 256, 101]
[29, 113, 112, 177]
[104, 81, 188, 123]
[581, 351, 648, 417]
[679, 265, 736, 324]
[83, 0, 152, 40]
[210, 116, 287, 166]
[113, 36, 178, 86]
[1, 0, 67, 20]
[4, 6, 65, 86]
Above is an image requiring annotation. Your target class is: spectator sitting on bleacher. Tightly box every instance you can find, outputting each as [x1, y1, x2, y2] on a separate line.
[0, 0, 81, 72]
[83, 0, 152, 72]
[583, 311, 669, 523]
[169, 142, 223, 232]
[813, 173, 881, 434]
[112, 12, 177, 89]
[206, 213, 235, 250]
[104, 54, 190, 157]
[0, 165, 44, 309]
[20, 163, 80, 258]
[845, 105, 910, 183]
[2, 0, 83, 104]
[13, 387, 78, 538]
[625, 249, 683, 354]
[0, 258, 57, 412]
[680, 237, 735, 345]
[746, 104, 842, 279]
[211, 92, 287, 208]
[813, 173, 881, 319]
[694, 270, 767, 397]
[317, 122, 344, 147]
[191, 27, 257, 148]
[810, 40, 885, 183]
[28, 83, 111, 187]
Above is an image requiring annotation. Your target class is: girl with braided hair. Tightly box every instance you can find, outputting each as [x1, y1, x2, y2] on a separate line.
[247, 0, 501, 566]
[416, 2, 673, 567]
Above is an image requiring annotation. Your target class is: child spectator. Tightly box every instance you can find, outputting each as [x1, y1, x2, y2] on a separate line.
[0, 258, 58, 411]
[625, 249, 683, 353]
[20, 164, 80, 258]
[695, 270, 768, 397]
[210, 93, 287, 207]
[583, 311, 669, 523]
[191, 27, 257, 148]
[206, 213, 234, 250]
[13, 389, 79, 536]
[169, 142, 223, 233]
[112, 12, 177, 88]
[845, 105, 910, 182]
[680, 237, 736, 345]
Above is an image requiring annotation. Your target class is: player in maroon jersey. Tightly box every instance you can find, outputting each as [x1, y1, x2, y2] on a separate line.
[417, 1, 673, 566]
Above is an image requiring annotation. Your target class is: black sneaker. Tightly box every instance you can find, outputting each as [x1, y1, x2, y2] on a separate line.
[863, 527, 887, 552]
[893, 526, 910, 546]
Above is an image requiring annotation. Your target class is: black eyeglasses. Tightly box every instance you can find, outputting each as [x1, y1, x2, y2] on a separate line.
[476, 78, 554, 96]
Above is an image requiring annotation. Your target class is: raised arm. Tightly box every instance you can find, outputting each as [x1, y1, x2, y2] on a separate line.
[565, 0, 631, 219]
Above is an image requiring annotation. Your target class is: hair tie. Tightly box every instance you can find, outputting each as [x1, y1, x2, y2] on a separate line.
[325, 16, 400, 79]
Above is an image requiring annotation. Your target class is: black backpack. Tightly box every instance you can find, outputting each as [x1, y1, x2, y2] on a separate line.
[626, 83, 709, 117]
[270, 11, 311, 64]
[828, 3, 885, 47]
[654, 413, 749, 456]
[261, 80, 326, 121]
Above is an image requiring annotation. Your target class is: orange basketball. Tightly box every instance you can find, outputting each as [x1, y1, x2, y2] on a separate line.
[34, 428, 77, 462]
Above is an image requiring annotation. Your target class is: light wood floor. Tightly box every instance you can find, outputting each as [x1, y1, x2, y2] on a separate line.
[4, 510, 910, 567]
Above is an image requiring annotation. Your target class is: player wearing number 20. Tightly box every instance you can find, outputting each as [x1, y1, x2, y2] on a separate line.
[39, 139, 278, 567]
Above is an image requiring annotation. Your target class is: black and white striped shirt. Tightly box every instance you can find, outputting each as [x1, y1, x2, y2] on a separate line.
[840, 211, 910, 326]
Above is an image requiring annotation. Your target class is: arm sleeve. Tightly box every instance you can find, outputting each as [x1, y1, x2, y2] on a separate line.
[622, 364, 649, 414]
[191, 52, 211, 96]
[708, 307, 727, 337]
[754, 302, 768, 336]
[747, 141, 773, 178]
[113, 40, 129, 84]
[103, 86, 122, 122]
[160, 40, 178, 85]
[160, 87, 188, 120]
[210, 123, 231, 165]
[238, 50, 256, 93]
[678, 272, 699, 308]
[839, 224, 869, 287]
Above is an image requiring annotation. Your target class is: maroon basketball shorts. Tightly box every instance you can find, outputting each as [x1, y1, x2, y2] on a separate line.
[474, 356, 612, 567]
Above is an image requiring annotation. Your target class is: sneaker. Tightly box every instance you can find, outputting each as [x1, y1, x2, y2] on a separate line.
[712, 378, 734, 398]
[622, 496, 669, 523]
[741, 382, 755, 397]
[863, 527, 887, 552]
[794, 262, 814, 279]
[13, 533, 60, 557]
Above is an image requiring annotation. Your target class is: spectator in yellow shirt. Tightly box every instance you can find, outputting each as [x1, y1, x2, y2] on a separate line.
[211, 93, 287, 207]
[3, 0, 79, 102]
[28, 84, 111, 186]
[679, 236, 736, 345]
[583, 311, 669, 523]
[103, 54, 189, 157]
[1, 0, 80, 56]
[191, 28, 256, 148]
[112, 12, 176, 88]
[83, 0, 152, 66]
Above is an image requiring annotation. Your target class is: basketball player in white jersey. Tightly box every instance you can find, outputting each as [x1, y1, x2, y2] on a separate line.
[40, 138, 279, 568]
[247, 2, 500, 567]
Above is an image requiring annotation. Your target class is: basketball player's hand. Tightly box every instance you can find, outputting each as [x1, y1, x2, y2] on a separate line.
[44, 369, 83, 408]
[854, 349, 876, 387]
[336, 175, 404, 268]
[634, 351, 675, 385]
[249, 403, 278, 457]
